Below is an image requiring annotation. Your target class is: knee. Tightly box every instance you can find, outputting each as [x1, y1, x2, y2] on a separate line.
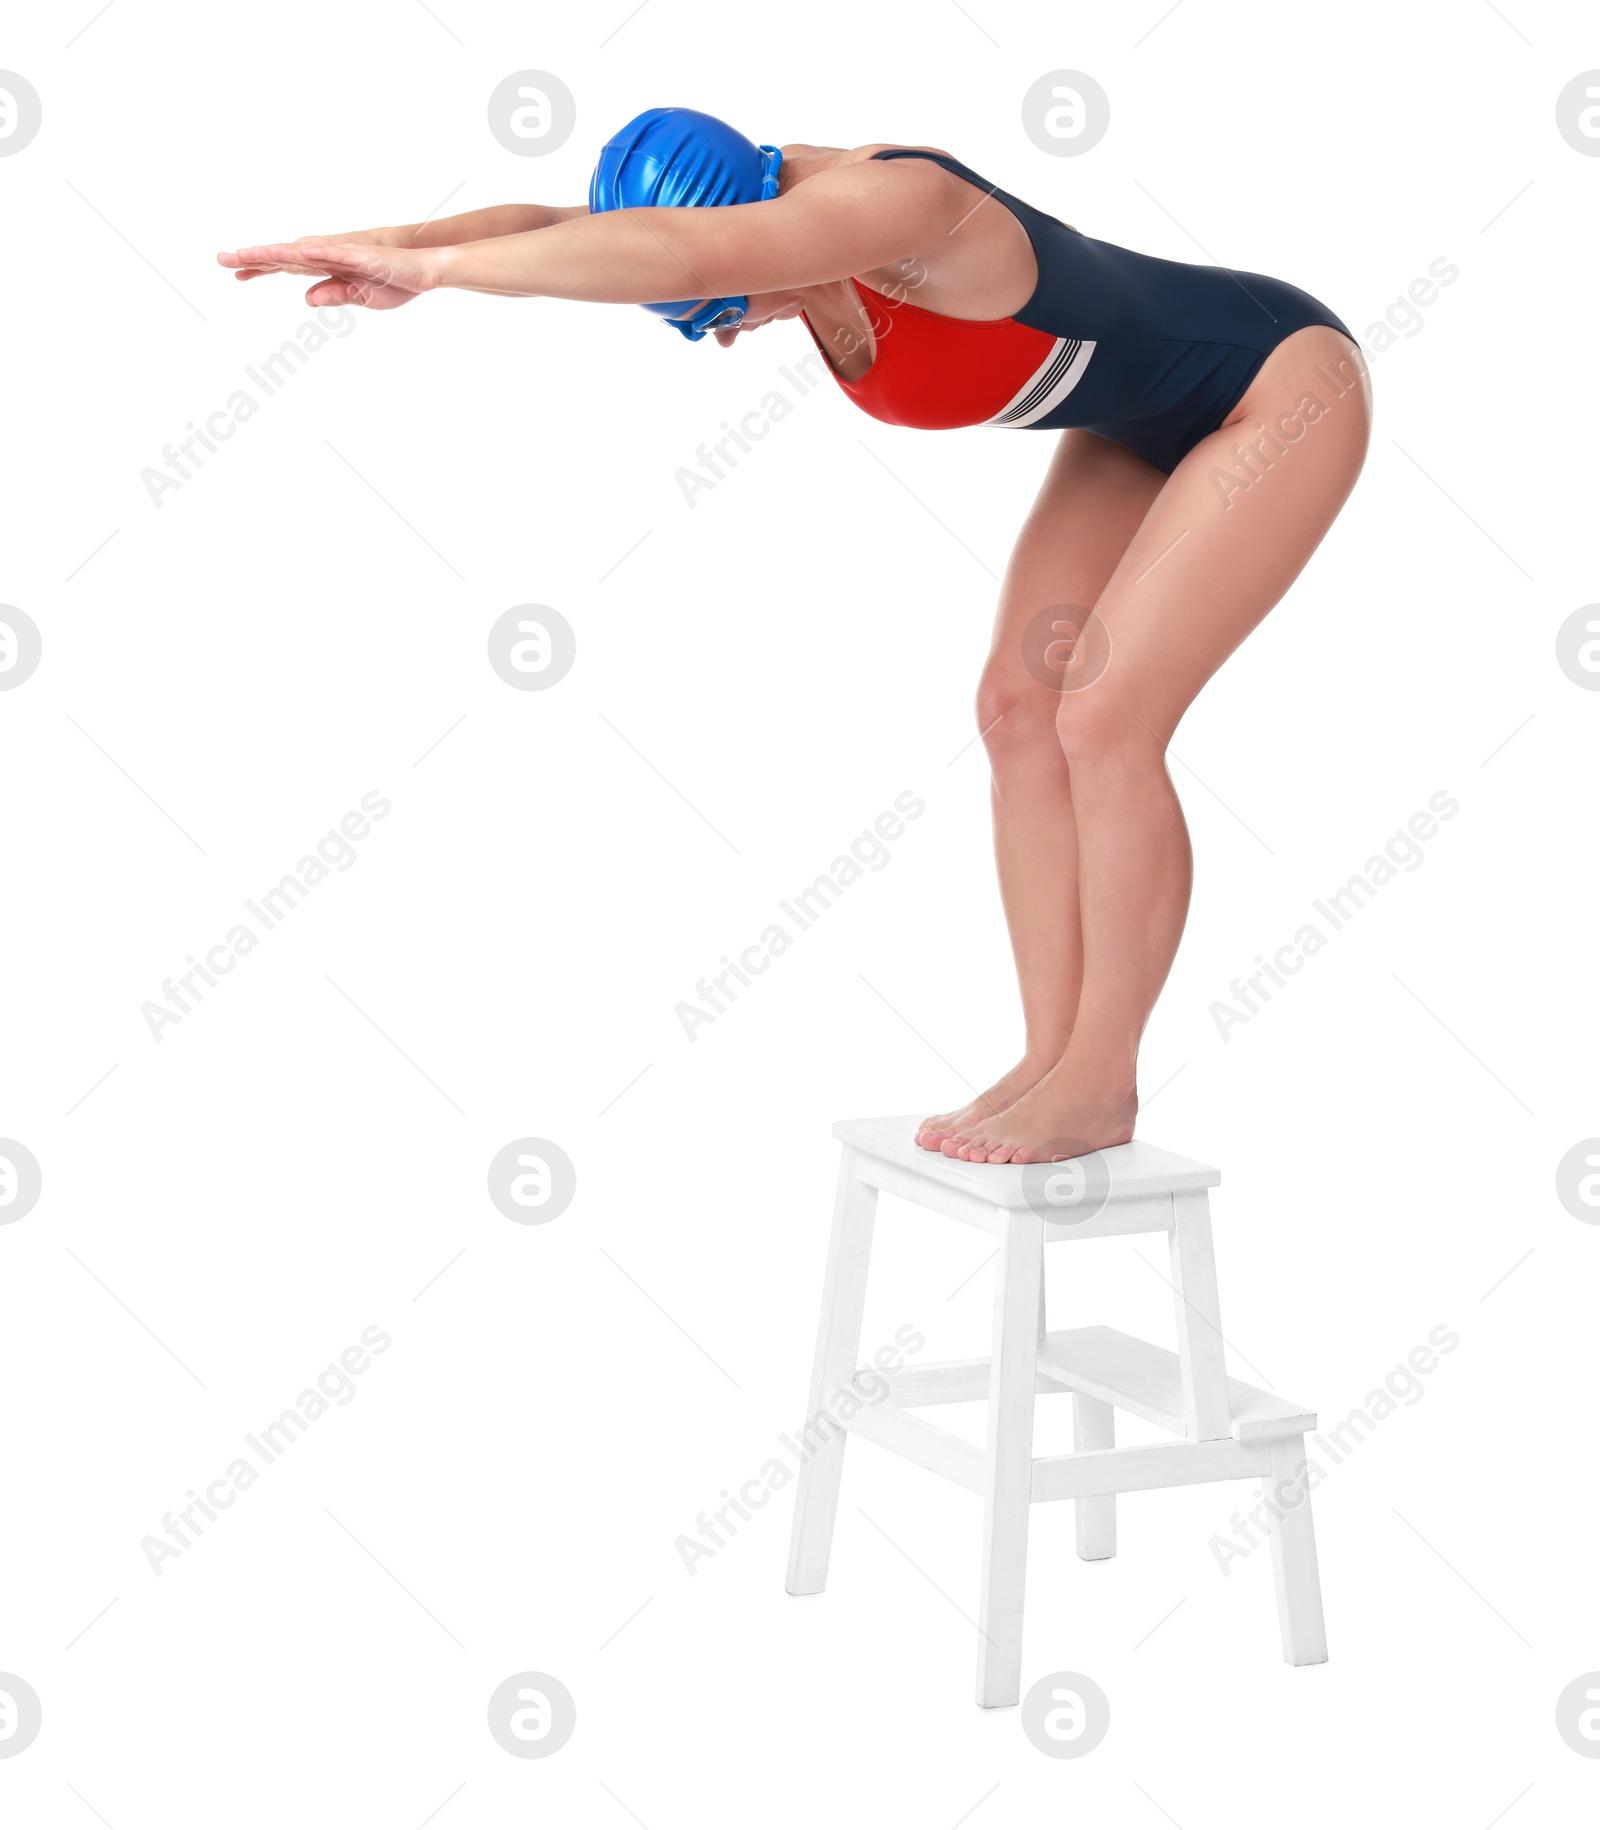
[975, 670, 1058, 768]
[1053, 687, 1155, 773]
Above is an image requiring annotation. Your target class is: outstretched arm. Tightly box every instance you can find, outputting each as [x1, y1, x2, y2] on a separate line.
[224, 202, 591, 294]
[218, 160, 951, 310]
[436, 160, 949, 301]
[321, 202, 591, 250]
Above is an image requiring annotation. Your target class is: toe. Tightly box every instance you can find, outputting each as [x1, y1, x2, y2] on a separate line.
[985, 1143, 1015, 1163]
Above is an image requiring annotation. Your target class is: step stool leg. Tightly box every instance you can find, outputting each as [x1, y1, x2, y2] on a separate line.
[976, 1206, 1044, 1709]
[1266, 1435, 1328, 1665]
[785, 1147, 877, 1597]
[1169, 1190, 1230, 1440]
[1037, 1245, 1116, 1560]
[1072, 1394, 1116, 1560]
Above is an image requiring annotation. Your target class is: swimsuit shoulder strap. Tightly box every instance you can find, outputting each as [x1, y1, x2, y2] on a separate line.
[868, 147, 1061, 232]
[870, 146, 994, 185]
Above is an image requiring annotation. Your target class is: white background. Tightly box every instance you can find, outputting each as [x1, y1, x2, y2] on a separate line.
[2, 0, 1597, 1821]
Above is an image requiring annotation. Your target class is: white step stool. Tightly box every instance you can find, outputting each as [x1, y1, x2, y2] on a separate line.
[785, 1115, 1327, 1708]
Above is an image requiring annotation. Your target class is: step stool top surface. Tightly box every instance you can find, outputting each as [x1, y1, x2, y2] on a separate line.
[833, 1115, 1219, 1208]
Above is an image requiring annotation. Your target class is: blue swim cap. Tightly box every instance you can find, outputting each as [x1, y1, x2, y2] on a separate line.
[589, 106, 783, 340]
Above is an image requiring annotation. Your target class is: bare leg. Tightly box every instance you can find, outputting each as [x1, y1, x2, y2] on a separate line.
[950, 328, 1373, 1164]
[918, 433, 1163, 1148]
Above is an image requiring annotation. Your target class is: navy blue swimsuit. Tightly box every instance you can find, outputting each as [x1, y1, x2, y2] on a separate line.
[800, 149, 1355, 472]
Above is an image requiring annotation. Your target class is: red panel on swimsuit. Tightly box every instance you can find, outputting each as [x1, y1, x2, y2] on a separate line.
[800, 280, 1059, 430]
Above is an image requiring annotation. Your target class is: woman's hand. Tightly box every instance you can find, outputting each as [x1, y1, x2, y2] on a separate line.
[222, 226, 407, 282]
[216, 239, 442, 310]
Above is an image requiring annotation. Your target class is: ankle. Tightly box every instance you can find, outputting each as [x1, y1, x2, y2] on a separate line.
[1056, 1043, 1138, 1100]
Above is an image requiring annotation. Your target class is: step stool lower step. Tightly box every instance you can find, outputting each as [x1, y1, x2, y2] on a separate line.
[867, 1326, 1315, 1446]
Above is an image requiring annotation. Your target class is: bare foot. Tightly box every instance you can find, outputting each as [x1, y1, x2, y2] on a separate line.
[916, 1057, 1058, 1151]
[942, 1062, 1137, 1165]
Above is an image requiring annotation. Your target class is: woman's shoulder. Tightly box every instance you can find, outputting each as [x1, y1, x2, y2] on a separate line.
[837, 141, 957, 164]
[777, 141, 958, 169]
[772, 143, 966, 218]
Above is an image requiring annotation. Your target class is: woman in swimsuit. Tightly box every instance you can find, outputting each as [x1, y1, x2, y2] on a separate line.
[219, 107, 1371, 1167]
